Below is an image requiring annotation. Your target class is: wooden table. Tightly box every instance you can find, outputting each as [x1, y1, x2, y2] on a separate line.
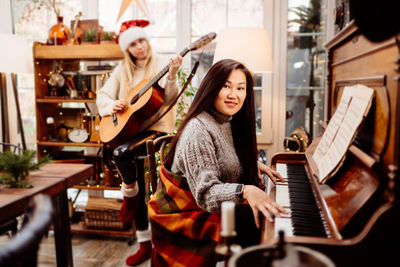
[0, 163, 93, 267]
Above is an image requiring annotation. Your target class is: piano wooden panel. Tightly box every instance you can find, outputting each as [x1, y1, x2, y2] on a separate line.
[262, 21, 400, 267]
[333, 76, 390, 161]
[323, 154, 380, 231]
[325, 21, 399, 173]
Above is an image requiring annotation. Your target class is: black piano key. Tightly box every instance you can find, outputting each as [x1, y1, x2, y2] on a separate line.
[291, 209, 321, 216]
[285, 163, 327, 238]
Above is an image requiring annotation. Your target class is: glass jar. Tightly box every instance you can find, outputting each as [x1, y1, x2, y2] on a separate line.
[48, 16, 71, 45]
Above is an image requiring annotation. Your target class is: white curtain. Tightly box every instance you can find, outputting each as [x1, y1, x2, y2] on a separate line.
[0, 0, 13, 33]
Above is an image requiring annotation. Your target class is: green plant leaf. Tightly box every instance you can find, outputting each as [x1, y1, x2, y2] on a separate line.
[175, 68, 198, 129]
[0, 150, 51, 188]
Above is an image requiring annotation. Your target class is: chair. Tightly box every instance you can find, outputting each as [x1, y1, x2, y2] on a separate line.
[0, 194, 53, 267]
[102, 132, 161, 180]
[0, 142, 23, 154]
[0, 218, 18, 238]
[146, 135, 175, 193]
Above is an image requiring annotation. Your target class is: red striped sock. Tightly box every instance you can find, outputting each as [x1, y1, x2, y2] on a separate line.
[119, 195, 139, 223]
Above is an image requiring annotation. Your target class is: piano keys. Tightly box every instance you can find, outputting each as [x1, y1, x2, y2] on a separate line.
[274, 163, 328, 238]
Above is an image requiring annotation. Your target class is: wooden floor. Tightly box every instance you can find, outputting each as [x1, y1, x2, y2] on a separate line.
[0, 231, 150, 267]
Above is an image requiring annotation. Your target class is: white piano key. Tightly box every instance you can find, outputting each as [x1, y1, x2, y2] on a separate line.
[276, 184, 290, 207]
[274, 217, 293, 237]
[276, 163, 288, 179]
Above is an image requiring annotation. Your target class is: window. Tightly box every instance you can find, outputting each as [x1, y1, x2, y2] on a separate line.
[190, 0, 263, 81]
[99, 0, 177, 53]
[11, 0, 82, 149]
[11, 0, 328, 157]
[190, 0, 269, 141]
[286, 0, 328, 140]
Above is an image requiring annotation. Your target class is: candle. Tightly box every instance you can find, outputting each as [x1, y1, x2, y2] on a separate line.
[221, 201, 235, 237]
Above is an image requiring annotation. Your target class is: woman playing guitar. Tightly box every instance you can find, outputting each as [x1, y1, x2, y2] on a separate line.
[96, 19, 182, 266]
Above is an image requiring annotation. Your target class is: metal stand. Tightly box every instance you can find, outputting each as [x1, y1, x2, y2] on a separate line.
[215, 235, 241, 267]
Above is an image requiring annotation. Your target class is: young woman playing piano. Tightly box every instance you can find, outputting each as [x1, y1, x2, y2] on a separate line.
[148, 59, 287, 266]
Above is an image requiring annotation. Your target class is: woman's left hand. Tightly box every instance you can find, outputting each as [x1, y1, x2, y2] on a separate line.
[257, 161, 285, 185]
[243, 185, 288, 228]
[168, 55, 183, 80]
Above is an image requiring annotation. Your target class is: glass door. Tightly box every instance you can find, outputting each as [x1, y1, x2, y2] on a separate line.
[286, 0, 328, 143]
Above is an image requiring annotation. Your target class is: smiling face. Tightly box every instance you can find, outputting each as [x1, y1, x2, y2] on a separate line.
[127, 38, 149, 60]
[213, 69, 247, 116]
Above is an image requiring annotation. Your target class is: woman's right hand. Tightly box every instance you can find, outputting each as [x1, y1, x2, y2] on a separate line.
[243, 185, 288, 228]
[112, 99, 127, 113]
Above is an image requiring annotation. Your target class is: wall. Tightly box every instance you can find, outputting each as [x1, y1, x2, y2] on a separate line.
[0, 1, 23, 149]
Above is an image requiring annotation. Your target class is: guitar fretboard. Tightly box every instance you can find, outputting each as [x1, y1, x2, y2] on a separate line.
[136, 47, 190, 99]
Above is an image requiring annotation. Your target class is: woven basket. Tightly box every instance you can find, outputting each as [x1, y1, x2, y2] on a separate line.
[83, 197, 128, 230]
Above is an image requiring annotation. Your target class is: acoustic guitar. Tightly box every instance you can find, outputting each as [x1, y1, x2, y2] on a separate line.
[99, 32, 216, 148]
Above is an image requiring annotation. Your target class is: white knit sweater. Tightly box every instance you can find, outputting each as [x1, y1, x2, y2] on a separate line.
[171, 110, 244, 212]
[96, 55, 179, 134]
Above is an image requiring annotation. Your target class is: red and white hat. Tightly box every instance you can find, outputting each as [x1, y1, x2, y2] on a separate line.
[117, 19, 150, 51]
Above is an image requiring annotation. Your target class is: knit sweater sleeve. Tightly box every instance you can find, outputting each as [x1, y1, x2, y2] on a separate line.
[173, 119, 240, 212]
[96, 64, 122, 117]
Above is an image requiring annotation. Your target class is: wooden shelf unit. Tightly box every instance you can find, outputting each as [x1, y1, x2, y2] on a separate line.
[38, 141, 103, 147]
[70, 222, 136, 244]
[33, 43, 124, 60]
[33, 43, 131, 239]
[73, 184, 122, 191]
[36, 98, 97, 103]
[33, 42, 124, 158]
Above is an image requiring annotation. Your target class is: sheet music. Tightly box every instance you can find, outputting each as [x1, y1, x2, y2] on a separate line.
[312, 84, 374, 182]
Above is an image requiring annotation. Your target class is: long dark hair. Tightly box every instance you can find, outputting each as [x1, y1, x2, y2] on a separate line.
[164, 59, 259, 186]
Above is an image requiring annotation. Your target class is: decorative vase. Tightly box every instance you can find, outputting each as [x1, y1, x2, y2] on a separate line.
[48, 16, 71, 45]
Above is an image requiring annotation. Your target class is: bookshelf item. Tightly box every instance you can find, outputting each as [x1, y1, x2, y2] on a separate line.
[82, 197, 129, 231]
[47, 16, 71, 45]
[68, 12, 83, 45]
[89, 114, 101, 143]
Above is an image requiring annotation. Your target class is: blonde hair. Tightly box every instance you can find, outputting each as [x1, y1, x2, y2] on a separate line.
[120, 39, 157, 92]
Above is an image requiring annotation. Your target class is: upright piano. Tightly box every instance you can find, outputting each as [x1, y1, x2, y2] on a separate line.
[263, 21, 400, 267]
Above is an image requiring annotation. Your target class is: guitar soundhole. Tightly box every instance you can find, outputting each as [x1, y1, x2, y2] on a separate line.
[130, 94, 139, 105]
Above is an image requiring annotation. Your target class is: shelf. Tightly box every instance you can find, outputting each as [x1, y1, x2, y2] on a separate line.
[70, 222, 136, 239]
[33, 42, 124, 60]
[34, 43, 131, 243]
[37, 98, 96, 103]
[38, 141, 103, 147]
[73, 184, 121, 190]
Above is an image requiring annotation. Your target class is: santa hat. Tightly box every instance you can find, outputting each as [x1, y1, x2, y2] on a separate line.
[118, 19, 150, 52]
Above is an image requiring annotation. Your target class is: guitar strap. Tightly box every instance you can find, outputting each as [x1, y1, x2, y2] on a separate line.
[142, 61, 200, 132]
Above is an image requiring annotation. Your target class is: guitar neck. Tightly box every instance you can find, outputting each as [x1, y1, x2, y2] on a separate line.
[136, 47, 190, 98]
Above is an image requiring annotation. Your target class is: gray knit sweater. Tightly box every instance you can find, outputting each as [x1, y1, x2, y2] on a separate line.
[171, 110, 243, 212]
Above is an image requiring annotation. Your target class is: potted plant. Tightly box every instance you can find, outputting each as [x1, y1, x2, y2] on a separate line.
[175, 68, 198, 129]
[84, 28, 96, 43]
[0, 150, 51, 188]
[101, 32, 116, 44]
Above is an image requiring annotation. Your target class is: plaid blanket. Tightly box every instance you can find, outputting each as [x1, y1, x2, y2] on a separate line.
[148, 165, 221, 267]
